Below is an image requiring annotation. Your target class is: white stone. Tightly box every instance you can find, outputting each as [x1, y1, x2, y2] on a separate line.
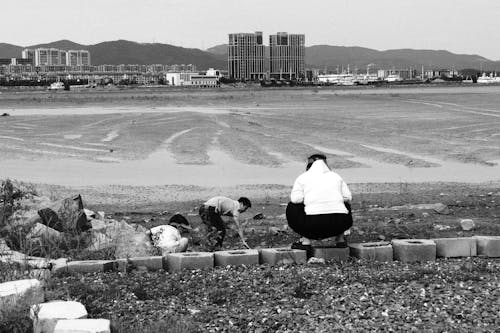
[0, 279, 44, 310]
[27, 223, 62, 240]
[31, 301, 88, 333]
[54, 319, 110, 333]
[460, 219, 475, 231]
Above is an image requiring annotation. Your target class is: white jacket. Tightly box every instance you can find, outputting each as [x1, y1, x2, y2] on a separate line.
[290, 160, 352, 215]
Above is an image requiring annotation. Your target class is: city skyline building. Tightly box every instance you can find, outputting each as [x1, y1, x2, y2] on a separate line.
[228, 32, 265, 80]
[66, 50, 91, 66]
[269, 32, 305, 80]
[22, 48, 90, 66]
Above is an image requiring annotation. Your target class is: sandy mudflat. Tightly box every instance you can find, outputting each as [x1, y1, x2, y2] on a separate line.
[1, 85, 500, 201]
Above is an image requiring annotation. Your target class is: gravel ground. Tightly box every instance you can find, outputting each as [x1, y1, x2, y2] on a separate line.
[45, 257, 500, 332]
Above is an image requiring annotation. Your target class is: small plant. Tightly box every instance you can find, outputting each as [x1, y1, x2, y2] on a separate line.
[0, 289, 40, 333]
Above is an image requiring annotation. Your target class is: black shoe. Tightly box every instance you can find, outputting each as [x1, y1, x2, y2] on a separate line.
[291, 242, 313, 258]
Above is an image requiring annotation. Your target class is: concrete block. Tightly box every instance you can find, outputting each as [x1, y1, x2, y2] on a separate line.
[50, 258, 69, 274]
[113, 259, 128, 272]
[66, 260, 115, 274]
[214, 249, 259, 267]
[433, 237, 477, 257]
[166, 252, 214, 272]
[349, 242, 393, 262]
[474, 236, 500, 257]
[259, 248, 307, 265]
[31, 301, 87, 333]
[392, 239, 436, 262]
[128, 256, 164, 271]
[312, 246, 349, 262]
[54, 319, 110, 333]
[0, 279, 44, 312]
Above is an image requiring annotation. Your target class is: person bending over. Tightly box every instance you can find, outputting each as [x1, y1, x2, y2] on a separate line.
[149, 214, 191, 255]
[286, 154, 353, 254]
[199, 196, 251, 251]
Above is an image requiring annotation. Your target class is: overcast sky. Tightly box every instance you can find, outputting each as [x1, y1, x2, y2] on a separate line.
[3, 0, 500, 60]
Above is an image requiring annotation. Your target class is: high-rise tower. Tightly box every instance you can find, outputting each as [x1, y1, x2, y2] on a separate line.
[269, 32, 305, 80]
[228, 32, 265, 80]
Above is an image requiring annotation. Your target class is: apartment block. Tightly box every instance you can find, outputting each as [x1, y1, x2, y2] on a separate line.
[228, 32, 265, 80]
[269, 32, 305, 80]
[66, 50, 91, 66]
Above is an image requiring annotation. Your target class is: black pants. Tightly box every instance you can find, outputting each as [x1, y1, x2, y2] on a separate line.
[198, 205, 226, 250]
[286, 202, 353, 240]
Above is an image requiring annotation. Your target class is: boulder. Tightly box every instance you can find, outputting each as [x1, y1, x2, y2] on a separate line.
[27, 223, 62, 241]
[100, 220, 154, 258]
[39, 195, 91, 233]
[85, 232, 114, 252]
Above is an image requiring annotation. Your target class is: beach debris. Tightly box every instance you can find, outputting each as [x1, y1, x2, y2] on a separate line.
[253, 213, 265, 220]
[1, 113, 10, 117]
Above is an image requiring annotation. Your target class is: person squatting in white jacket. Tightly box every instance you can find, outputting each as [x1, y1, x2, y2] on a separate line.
[287, 154, 353, 254]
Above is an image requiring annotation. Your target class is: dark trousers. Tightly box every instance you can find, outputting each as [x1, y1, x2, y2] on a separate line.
[199, 205, 226, 250]
[286, 202, 353, 240]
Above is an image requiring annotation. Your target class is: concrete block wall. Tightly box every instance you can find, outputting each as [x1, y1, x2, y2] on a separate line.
[392, 239, 436, 263]
[474, 236, 500, 257]
[349, 242, 393, 262]
[433, 237, 477, 257]
[2, 236, 494, 278]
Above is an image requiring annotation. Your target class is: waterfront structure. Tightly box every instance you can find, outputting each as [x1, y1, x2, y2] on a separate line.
[269, 32, 305, 80]
[228, 32, 265, 80]
[21, 49, 35, 64]
[66, 50, 91, 66]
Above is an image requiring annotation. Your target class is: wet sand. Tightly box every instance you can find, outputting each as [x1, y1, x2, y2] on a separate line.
[1, 85, 500, 188]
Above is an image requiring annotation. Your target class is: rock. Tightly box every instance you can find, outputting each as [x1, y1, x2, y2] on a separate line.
[38, 208, 64, 231]
[85, 232, 115, 251]
[268, 227, 281, 235]
[114, 221, 155, 258]
[0, 238, 9, 252]
[433, 203, 451, 215]
[90, 219, 107, 231]
[253, 213, 265, 220]
[47, 195, 91, 232]
[307, 257, 326, 265]
[460, 219, 475, 231]
[27, 223, 62, 241]
[83, 208, 96, 219]
[0, 279, 44, 312]
[53, 319, 111, 333]
[31, 301, 88, 333]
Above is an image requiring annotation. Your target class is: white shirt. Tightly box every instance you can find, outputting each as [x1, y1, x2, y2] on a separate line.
[150, 225, 181, 248]
[290, 160, 352, 215]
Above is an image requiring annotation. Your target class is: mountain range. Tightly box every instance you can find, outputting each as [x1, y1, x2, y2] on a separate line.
[1, 39, 499, 71]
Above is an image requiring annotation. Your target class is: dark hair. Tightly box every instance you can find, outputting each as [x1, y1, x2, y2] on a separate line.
[306, 153, 327, 170]
[238, 197, 252, 208]
[169, 214, 190, 226]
